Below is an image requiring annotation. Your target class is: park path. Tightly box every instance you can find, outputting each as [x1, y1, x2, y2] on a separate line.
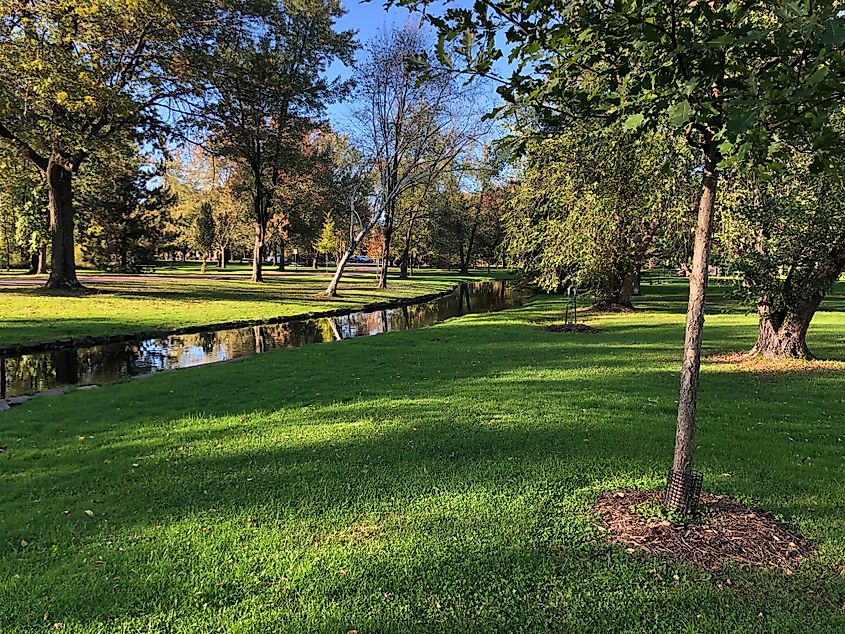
[0, 266, 375, 288]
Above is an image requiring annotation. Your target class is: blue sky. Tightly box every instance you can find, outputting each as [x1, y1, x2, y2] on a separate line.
[325, 1, 514, 134]
[326, 1, 426, 129]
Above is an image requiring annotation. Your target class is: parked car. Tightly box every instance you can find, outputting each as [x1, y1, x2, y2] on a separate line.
[349, 255, 373, 264]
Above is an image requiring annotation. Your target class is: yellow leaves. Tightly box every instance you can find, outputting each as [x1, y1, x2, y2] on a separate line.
[55, 91, 69, 104]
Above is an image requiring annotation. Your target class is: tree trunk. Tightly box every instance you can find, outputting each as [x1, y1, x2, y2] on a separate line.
[616, 272, 637, 308]
[45, 160, 81, 290]
[327, 250, 353, 297]
[312, 253, 318, 269]
[251, 221, 265, 283]
[399, 215, 416, 280]
[665, 141, 720, 513]
[26, 251, 39, 275]
[459, 221, 478, 275]
[278, 236, 286, 271]
[120, 247, 127, 272]
[379, 224, 393, 289]
[36, 247, 47, 274]
[746, 254, 844, 360]
[750, 305, 816, 360]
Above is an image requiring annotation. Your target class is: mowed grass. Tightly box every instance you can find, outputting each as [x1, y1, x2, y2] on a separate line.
[1, 283, 844, 632]
[0, 269, 504, 347]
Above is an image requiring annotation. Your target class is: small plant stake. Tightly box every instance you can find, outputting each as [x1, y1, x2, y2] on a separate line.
[563, 286, 578, 325]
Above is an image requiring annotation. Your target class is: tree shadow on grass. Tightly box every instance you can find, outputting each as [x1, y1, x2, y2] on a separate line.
[1, 301, 843, 630]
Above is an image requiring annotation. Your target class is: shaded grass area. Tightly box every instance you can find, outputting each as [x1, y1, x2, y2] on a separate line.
[0, 283, 843, 632]
[0, 270, 505, 347]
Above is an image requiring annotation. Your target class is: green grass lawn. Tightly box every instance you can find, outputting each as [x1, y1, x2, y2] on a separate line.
[1, 283, 843, 632]
[0, 269, 505, 347]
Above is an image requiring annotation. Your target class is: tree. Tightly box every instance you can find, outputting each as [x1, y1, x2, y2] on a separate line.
[395, 181, 432, 278]
[77, 155, 171, 273]
[506, 126, 694, 307]
[0, 0, 215, 288]
[399, 0, 845, 511]
[426, 172, 480, 273]
[164, 149, 252, 268]
[315, 212, 338, 271]
[0, 156, 50, 273]
[192, 0, 354, 283]
[192, 203, 216, 274]
[719, 147, 845, 359]
[325, 25, 479, 297]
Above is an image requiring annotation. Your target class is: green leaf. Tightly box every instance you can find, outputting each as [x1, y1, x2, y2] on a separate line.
[667, 100, 693, 127]
[821, 18, 845, 47]
[623, 113, 645, 130]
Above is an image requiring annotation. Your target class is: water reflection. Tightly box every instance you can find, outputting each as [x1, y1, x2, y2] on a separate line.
[1, 281, 526, 399]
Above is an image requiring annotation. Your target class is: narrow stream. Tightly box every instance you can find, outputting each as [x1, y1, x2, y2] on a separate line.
[1, 280, 527, 399]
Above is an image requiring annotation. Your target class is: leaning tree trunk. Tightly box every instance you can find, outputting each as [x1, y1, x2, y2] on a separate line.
[45, 159, 81, 290]
[665, 141, 720, 513]
[327, 250, 354, 297]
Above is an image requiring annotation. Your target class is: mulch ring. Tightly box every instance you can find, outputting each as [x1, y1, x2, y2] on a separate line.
[543, 323, 602, 334]
[594, 489, 812, 572]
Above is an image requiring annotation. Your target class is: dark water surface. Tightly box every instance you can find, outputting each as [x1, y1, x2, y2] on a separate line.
[1, 281, 526, 399]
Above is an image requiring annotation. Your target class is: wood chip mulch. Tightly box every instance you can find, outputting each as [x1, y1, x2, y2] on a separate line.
[594, 489, 812, 571]
[544, 323, 602, 334]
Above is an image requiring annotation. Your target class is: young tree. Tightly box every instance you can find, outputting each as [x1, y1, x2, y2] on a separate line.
[0, 0, 215, 288]
[192, 0, 354, 283]
[399, 0, 845, 511]
[315, 212, 338, 271]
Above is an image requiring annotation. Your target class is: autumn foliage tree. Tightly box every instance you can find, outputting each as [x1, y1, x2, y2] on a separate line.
[191, 0, 354, 283]
[0, 0, 216, 288]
